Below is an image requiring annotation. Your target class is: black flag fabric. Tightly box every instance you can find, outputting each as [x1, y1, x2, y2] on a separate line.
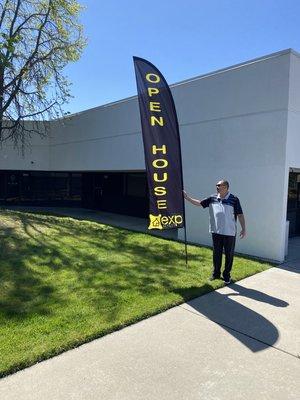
[133, 56, 185, 230]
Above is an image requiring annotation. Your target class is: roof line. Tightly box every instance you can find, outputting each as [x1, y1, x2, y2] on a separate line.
[55, 48, 295, 119]
[172, 48, 295, 87]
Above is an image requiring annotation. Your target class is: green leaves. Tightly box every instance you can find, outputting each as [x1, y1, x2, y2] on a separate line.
[0, 32, 22, 54]
[0, 0, 86, 144]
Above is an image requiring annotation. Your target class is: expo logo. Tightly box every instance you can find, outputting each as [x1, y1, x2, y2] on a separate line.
[148, 214, 183, 230]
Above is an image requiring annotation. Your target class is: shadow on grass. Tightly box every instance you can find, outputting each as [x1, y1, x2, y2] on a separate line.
[0, 211, 205, 321]
[0, 210, 279, 378]
[0, 227, 63, 318]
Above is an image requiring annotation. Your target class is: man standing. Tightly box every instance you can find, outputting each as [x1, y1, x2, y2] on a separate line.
[183, 180, 246, 284]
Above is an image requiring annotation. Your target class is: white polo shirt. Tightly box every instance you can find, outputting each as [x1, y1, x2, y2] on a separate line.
[200, 192, 243, 236]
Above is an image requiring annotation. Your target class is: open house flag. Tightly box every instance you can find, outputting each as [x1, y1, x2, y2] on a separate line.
[133, 56, 185, 232]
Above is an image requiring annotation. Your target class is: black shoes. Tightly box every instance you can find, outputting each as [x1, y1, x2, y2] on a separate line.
[209, 275, 232, 284]
[209, 275, 221, 281]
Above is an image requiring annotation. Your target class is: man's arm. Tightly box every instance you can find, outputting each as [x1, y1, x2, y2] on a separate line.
[183, 190, 203, 207]
[237, 214, 246, 238]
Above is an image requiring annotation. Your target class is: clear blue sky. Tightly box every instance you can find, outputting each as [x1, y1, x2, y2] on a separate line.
[64, 0, 300, 114]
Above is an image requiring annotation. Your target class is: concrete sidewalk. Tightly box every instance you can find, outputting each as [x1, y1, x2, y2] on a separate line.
[0, 267, 299, 400]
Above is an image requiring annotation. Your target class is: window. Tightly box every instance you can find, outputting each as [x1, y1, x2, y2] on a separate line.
[288, 173, 300, 210]
[126, 173, 147, 197]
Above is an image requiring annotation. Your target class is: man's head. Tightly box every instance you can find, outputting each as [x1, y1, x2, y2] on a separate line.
[216, 179, 229, 197]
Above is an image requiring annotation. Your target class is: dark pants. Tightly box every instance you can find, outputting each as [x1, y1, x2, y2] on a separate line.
[212, 233, 236, 280]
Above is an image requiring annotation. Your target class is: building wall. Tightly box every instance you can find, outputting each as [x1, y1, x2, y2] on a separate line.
[174, 51, 291, 262]
[287, 52, 300, 168]
[0, 122, 50, 171]
[284, 52, 300, 245]
[49, 99, 145, 171]
[1, 50, 298, 262]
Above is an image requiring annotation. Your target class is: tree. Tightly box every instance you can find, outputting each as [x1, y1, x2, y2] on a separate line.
[0, 0, 86, 146]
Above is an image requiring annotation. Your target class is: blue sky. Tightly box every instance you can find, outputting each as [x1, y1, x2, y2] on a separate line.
[64, 0, 300, 114]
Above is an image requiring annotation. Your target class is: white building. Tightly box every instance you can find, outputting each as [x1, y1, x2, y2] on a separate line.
[1, 48, 300, 263]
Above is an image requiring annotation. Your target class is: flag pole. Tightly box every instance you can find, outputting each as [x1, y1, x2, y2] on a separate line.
[178, 142, 187, 267]
[183, 203, 188, 266]
[166, 76, 188, 267]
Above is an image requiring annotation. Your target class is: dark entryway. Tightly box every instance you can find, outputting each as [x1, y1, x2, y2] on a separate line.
[82, 172, 148, 217]
[287, 171, 300, 237]
[0, 171, 82, 206]
[0, 170, 148, 218]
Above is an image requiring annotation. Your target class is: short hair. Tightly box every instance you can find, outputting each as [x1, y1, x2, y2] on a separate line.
[220, 180, 229, 189]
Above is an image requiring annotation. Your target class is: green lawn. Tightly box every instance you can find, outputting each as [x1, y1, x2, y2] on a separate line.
[0, 209, 272, 377]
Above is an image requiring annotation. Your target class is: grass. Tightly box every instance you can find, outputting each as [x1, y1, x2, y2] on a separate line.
[0, 209, 272, 377]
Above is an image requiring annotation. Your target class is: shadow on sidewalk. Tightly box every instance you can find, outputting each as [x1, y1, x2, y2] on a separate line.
[175, 284, 289, 352]
[277, 263, 300, 274]
[228, 283, 289, 306]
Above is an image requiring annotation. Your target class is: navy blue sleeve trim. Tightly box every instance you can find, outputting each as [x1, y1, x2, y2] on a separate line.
[234, 197, 243, 216]
[200, 196, 211, 208]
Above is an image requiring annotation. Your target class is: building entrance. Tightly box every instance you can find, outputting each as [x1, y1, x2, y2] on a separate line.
[287, 171, 300, 236]
[0, 170, 148, 218]
[82, 172, 148, 217]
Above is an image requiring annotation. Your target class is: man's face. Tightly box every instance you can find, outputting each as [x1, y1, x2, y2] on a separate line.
[216, 181, 228, 196]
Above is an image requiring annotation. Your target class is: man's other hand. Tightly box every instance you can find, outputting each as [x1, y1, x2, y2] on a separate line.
[239, 229, 246, 239]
